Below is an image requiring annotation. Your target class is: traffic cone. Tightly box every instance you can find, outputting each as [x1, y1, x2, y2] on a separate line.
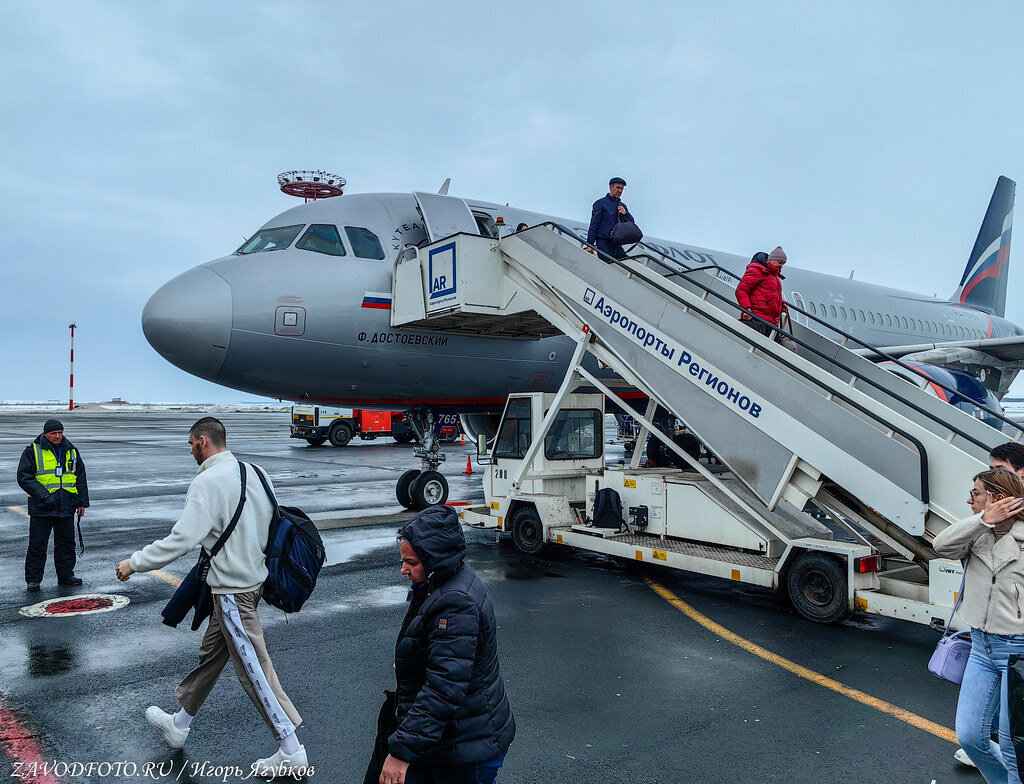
[460, 431, 465, 445]
[463, 455, 474, 474]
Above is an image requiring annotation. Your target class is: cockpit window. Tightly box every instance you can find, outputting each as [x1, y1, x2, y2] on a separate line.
[296, 224, 346, 256]
[237, 225, 304, 254]
[344, 226, 385, 259]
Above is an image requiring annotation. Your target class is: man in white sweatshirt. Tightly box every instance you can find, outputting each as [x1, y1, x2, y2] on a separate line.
[115, 417, 307, 777]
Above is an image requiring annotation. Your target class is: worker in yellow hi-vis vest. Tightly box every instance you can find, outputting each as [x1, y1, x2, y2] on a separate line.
[17, 418, 90, 591]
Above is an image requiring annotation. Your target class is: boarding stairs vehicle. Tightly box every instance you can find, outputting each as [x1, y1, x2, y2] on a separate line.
[389, 199, 1023, 625]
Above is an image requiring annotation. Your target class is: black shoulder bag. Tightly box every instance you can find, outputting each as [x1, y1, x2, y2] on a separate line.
[162, 463, 248, 630]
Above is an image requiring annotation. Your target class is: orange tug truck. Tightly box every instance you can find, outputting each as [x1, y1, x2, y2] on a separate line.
[290, 405, 417, 447]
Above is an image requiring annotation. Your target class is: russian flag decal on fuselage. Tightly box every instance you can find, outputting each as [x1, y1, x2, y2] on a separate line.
[362, 291, 392, 310]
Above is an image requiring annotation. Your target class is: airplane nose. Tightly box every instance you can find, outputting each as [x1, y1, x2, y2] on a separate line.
[142, 266, 232, 380]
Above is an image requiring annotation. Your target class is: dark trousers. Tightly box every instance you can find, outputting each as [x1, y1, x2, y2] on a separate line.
[596, 239, 627, 260]
[25, 515, 76, 583]
[741, 318, 773, 337]
[406, 761, 502, 784]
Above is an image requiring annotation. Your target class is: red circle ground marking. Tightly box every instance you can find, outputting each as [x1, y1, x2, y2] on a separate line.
[44, 597, 114, 614]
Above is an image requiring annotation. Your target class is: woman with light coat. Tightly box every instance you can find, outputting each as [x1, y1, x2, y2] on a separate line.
[933, 468, 1024, 783]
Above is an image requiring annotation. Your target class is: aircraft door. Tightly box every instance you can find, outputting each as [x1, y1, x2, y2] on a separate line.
[412, 192, 480, 242]
[790, 292, 808, 326]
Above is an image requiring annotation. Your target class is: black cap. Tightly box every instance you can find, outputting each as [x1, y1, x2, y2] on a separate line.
[43, 419, 64, 434]
[609, 177, 627, 186]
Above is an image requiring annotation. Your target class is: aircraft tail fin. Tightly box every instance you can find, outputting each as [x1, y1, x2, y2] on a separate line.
[951, 175, 1015, 317]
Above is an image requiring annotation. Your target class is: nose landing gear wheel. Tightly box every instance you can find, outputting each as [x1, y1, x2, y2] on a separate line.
[396, 469, 421, 509]
[410, 470, 449, 510]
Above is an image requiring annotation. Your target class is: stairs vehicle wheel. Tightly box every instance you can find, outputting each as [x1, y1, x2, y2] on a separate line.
[786, 552, 851, 624]
[511, 507, 546, 555]
[305, 437, 326, 447]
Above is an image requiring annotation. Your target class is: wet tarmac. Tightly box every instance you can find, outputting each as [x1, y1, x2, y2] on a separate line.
[0, 413, 987, 783]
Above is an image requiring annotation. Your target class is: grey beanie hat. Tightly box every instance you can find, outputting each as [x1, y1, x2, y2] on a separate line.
[43, 419, 64, 434]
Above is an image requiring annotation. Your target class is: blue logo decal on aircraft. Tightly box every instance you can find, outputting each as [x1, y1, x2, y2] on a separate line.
[429, 242, 457, 300]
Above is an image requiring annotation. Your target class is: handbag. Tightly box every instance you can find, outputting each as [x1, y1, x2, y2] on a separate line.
[162, 463, 248, 630]
[609, 214, 643, 246]
[928, 563, 972, 683]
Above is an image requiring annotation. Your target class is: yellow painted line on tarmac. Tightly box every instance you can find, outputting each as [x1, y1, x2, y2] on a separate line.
[148, 570, 182, 587]
[7, 506, 28, 517]
[644, 577, 957, 744]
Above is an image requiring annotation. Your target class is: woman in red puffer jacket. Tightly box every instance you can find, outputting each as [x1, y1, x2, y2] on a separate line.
[736, 246, 788, 335]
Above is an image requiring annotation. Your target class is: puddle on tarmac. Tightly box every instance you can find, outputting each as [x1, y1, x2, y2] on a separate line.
[324, 531, 397, 567]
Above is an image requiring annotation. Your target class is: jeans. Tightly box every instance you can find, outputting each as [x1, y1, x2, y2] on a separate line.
[405, 753, 505, 784]
[956, 629, 1024, 783]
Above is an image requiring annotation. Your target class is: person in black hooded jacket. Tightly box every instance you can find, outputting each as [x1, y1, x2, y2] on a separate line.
[379, 505, 515, 784]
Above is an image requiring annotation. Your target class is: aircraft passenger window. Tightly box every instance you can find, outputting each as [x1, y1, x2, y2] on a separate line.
[344, 226, 386, 259]
[808, 302, 817, 316]
[877, 312, 883, 324]
[819, 303, 826, 317]
[494, 397, 532, 459]
[858, 309, 866, 322]
[868, 312, 875, 324]
[830, 305, 837, 318]
[901, 317, 909, 329]
[473, 212, 499, 239]
[544, 409, 602, 460]
[237, 224, 304, 254]
[296, 224, 346, 256]
[840, 307, 847, 320]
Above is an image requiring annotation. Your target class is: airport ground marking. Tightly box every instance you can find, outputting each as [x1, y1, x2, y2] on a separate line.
[644, 577, 957, 744]
[148, 570, 182, 587]
[7, 505, 28, 517]
[0, 693, 63, 784]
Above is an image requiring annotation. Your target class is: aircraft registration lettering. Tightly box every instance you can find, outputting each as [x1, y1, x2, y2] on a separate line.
[584, 289, 762, 419]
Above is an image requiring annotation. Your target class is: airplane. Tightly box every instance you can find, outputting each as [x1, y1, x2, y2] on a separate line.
[142, 175, 1022, 509]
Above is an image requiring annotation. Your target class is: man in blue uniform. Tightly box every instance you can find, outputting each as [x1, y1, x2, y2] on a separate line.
[587, 177, 635, 260]
[17, 419, 89, 591]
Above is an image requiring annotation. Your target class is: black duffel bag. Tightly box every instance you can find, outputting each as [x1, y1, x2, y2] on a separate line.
[610, 214, 643, 246]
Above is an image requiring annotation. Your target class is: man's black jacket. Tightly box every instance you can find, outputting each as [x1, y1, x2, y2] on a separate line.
[587, 193, 635, 246]
[17, 434, 90, 518]
[389, 506, 515, 766]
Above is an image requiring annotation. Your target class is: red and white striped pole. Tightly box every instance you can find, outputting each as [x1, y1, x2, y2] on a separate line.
[68, 323, 76, 412]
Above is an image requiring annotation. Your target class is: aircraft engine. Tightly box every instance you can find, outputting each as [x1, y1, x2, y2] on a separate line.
[880, 361, 1004, 429]
[460, 412, 503, 446]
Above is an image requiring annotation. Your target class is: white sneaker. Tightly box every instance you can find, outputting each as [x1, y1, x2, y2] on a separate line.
[253, 746, 309, 778]
[954, 748, 977, 768]
[145, 706, 189, 749]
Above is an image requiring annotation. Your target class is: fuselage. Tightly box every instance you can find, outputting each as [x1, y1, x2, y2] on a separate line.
[142, 192, 1023, 408]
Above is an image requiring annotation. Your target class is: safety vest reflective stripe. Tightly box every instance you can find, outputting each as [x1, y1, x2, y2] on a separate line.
[33, 443, 78, 494]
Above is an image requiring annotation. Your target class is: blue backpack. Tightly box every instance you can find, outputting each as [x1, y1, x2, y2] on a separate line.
[251, 465, 326, 613]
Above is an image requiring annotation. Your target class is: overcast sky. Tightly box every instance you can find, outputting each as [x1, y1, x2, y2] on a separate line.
[3, 1, 1023, 403]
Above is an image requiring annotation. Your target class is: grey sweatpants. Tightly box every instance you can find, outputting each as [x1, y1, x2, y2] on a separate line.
[174, 588, 301, 740]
